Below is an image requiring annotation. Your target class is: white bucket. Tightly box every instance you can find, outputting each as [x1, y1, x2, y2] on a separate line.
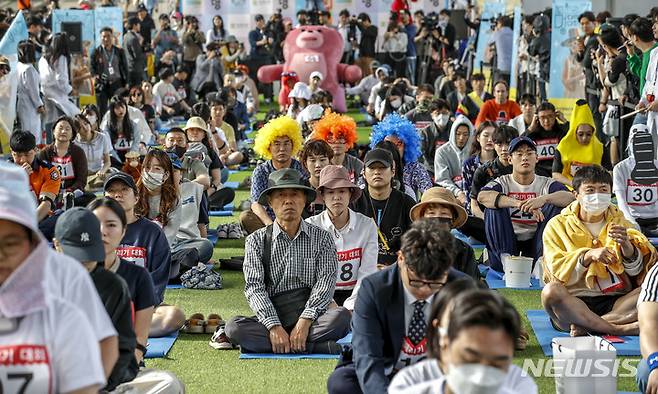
[502, 253, 533, 288]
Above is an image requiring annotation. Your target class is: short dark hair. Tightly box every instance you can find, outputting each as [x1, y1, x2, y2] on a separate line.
[572, 165, 613, 193]
[158, 67, 174, 80]
[165, 127, 186, 139]
[498, 15, 512, 28]
[400, 219, 455, 280]
[453, 70, 467, 81]
[416, 84, 435, 96]
[339, 9, 350, 18]
[208, 97, 226, 108]
[17, 40, 36, 64]
[127, 17, 140, 29]
[52, 116, 78, 141]
[429, 98, 450, 112]
[599, 26, 623, 49]
[518, 93, 536, 106]
[27, 15, 43, 27]
[622, 14, 639, 28]
[254, 14, 264, 22]
[87, 197, 127, 228]
[100, 26, 113, 34]
[471, 73, 485, 81]
[357, 13, 370, 23]
[493, 125, 519, 144]
[578, 11, 596, 22]
[446, 289, 521, 344]
[192, 102, 211, 122]
[427, 278, 484, 358]
[493, 80, 509, 90]
[10, 130, 36, 152]
[629, 17, 655, 42]
[300, 139, 334, 171]
[439, 9, 451, 17]
[596, 11, 611, 24]
[537, 101, 556, 113]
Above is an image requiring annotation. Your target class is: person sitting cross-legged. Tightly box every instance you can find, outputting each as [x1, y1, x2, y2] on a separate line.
[306, 165, 378, 310]
[326, 219, 469, 394]
[542, 165, 657, 337]
[215, 169, 351, 353]
[478, 136, 574, 272]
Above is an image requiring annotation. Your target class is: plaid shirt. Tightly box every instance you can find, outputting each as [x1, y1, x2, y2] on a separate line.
[250, 160, 308, 220]
[243, 220, 338, 329]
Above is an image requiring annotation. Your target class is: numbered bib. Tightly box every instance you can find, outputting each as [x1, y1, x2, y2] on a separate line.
[335, 248, 362, 288]
[0, 345, 52, 394]
[570, 161, 589, 177]
[535, 138, 558, 161]
[116, 245, 147, 268]
[626, 179, 658, 206]
[51, 156, 75, 181]
[163, 94, 177, 106]
[596, 268, 626, 294]
[114, 136, 130, 151]
[508, 192, 537, 225]
[452, 175, 463, 190]
[394, 337, 427, 374]
[414, 121, 431, 131]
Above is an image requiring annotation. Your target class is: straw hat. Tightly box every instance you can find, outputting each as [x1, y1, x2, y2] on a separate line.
[183, 116, 208, 133]
[409, 187, 468, 228]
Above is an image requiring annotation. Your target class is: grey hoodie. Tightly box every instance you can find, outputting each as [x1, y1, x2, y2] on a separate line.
[433, 115, 475, 196]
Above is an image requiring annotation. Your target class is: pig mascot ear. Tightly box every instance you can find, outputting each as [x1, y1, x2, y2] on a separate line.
[630, 125, 658, 185]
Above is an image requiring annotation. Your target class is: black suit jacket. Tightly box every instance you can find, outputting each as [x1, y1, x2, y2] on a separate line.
[352, 264, 466, 393]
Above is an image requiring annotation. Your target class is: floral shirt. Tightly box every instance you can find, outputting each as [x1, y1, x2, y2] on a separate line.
[462, 155, 482, 212]
[403, 161, 433, 200]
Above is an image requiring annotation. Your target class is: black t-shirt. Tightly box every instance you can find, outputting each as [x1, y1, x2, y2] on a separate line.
[90, 266, 138, 390]
[351, 188, 416, 266]
[116, 259, 157, 311]
[525, 123, 568, 174]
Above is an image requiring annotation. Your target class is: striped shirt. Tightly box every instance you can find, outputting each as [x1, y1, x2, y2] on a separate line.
[243, 220, 338, 329]
[639, 262, 658, 304]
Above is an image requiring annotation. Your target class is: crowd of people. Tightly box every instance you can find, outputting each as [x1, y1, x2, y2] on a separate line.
[2, 0, 658, 393]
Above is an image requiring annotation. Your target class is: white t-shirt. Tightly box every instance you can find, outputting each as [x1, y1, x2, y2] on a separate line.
[306, 209, 378, 310]
[389, 360, 537, 394]
[153, 81, 182, 107]
[44, 248, 117, 342]
[75, 132, 111, 173]
[484, 174, 556, 241]
[0, 296, 105, 393]
[613, 157, 658, 225]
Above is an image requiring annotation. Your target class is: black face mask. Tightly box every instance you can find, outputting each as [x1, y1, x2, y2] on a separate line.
[166, 145, 186, 159]
[435, 217, 453, 226]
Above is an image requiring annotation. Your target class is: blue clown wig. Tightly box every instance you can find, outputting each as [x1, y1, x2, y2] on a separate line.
[369, 113, 421, 165]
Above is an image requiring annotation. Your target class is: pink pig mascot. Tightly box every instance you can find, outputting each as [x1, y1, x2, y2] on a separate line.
[257, 26, 362, 113]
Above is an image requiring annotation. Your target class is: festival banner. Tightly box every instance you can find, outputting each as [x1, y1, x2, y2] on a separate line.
[0, 12, 28, 141]
[51, 9, 95, 55]
[93, 7, 123, 49]
[509, 6, 522, 96]
[549, 0, 590, 115]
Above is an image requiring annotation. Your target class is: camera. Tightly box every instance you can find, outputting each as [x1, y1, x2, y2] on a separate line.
[423, 12, 439, 30]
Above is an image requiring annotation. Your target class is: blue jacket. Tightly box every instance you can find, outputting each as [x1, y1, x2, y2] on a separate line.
[352, 264, 467, 393]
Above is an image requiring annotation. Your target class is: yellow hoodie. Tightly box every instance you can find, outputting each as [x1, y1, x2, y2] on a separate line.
[556, 100, 604, 182]
[543, 200, 657, 297]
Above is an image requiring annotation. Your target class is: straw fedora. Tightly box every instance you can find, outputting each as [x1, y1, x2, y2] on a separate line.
[409, 187, 468, 228]
[257, 169, 317, 206]
[317, 165, 362, 202]
[183, 116, 208, 133]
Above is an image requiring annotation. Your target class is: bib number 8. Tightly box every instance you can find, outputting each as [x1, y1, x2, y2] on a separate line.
[340, 263, 354, 282]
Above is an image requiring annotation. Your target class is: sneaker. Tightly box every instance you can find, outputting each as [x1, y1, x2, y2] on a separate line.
[217, 225, 228, 239]
[209, 326, 234, 350]
[228, 224, 242, 239]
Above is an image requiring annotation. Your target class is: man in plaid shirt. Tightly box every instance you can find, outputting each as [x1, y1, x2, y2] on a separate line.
[217, 169, 351, 353]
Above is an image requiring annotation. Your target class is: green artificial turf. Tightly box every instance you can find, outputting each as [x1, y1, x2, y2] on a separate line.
[147, 103, 642, 393]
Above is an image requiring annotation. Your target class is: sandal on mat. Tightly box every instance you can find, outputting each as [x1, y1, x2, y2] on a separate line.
[182, 313, 206, 334]
[206, 314, 224, 334]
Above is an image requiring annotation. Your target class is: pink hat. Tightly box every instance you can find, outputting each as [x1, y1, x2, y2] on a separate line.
[318, 165, 362, 202]
[0, 161, 38, 234]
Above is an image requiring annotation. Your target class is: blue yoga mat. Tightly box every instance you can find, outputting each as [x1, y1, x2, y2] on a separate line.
[451, 230, 485, 249]
[224, 181, 239, 189]
[207, 232, 218, 245]
[166, 284, 184, 289]
[209, 210, 233, 217]
[145, 331, 179, 358]
[650, 237, 658, 246]
[239, 353, 339, 360]
[527, 310, 641, 356]
[337, 332, 352, 346]
[484, 268, 542, 290]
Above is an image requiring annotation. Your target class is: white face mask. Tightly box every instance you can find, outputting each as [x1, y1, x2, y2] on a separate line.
[580, 193, 611, 216]
[141, 170, 166, 191]
[390, 98, 402, 109]
[433, 113, 449, 128]
[446, 363, 507, 394]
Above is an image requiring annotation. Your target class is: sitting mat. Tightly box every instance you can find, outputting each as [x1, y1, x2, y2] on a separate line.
[166, 284, 184, 290]
[527, 310, 641, 356]
[451, 230, 486, 249]
[486, 278, 542, 290]
[650, 237, 658, 246]
[224, 181, 239, 189]
[145, 331, 179, 358]
[239, 353, 339, 360]
[207, 232, 218, 245]
[337, 333, 352, 345]
[209, 210, 233, 217]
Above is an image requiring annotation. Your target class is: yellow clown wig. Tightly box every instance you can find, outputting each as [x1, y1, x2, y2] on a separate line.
[311, 111, 358, 148]
[253, 116, 304, 159]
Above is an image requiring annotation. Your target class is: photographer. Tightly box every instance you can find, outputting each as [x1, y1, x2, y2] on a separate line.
[528, 14, 551, 101]
[152, 14, 180, 61]
[265, 11, 286, 63]
[124, 17, 146, 86]
[355, 13, 378, 77]
[574, 11, 602, 134]
[486, 15, 514, 85]
[91, 27, 128, 116]
[249, 14, 275, 103]
[220, 35, 246, 75]
[382, 21, 408, 78]
[182, 16, 206, 80]
[190, 42, 224, 100]
[414, 12, 444, 85]
[338, 9, 360, 64]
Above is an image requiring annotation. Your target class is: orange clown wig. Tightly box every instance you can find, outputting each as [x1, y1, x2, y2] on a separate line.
[312, 112, 358, 148]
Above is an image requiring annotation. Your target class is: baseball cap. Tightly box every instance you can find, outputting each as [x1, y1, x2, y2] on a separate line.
[54, 208, 105, 263]
[310, 71, 323, 81]
[508, 136, 537, 154]
[364, 148, 393, 168]
[103, 171, 137, 193]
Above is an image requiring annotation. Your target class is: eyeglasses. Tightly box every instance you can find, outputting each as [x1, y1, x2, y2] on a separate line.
[406, 267, 446, 290]
[326, 135, 346, 144]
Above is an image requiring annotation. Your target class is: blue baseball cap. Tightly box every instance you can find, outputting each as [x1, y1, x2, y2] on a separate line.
[508, 136, 537, 154]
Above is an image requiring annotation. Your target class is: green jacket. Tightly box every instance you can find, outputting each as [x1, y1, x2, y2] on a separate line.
[627, 42, 658, 94]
